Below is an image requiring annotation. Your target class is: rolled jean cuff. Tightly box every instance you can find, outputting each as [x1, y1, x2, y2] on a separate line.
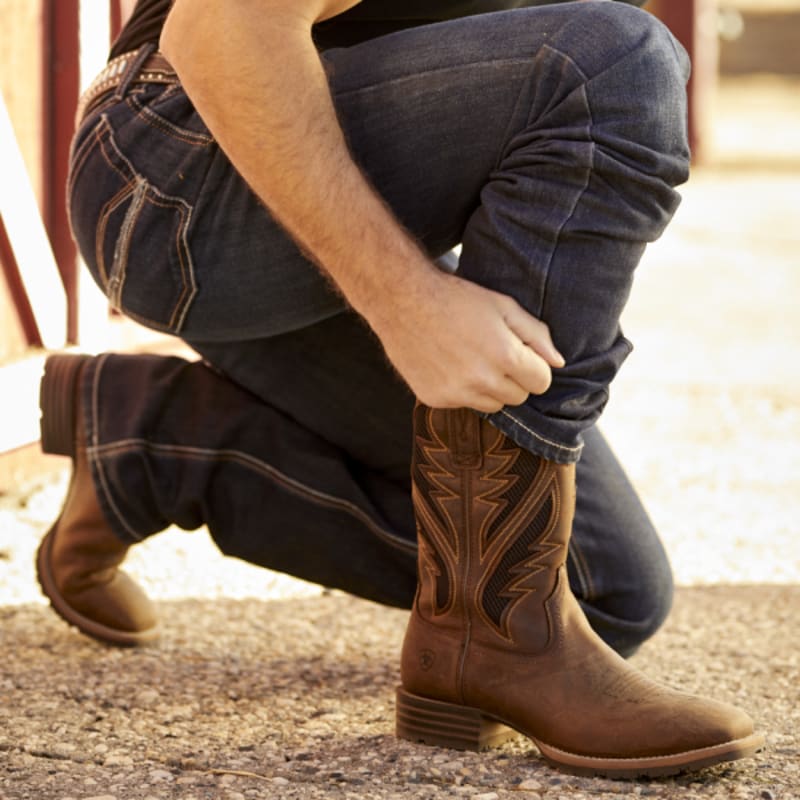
[482, 333, 634, 464]
[483, 407, 585, 464]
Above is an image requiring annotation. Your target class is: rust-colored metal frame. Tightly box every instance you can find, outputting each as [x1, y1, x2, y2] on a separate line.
[3, 1, 122, 347]
[650, 0, 718, 161]
[0, 217, 42, 347]
[40, 0, 81, 344]
[110, 0, 125, 42]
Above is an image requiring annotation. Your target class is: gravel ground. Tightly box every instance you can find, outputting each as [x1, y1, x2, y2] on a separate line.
[0, 589, 797, 800]
[0, 76, 798, 799]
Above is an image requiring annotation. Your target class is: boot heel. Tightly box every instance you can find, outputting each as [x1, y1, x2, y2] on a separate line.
[39, 354, 90, 457]
[395, 688, 519, 751]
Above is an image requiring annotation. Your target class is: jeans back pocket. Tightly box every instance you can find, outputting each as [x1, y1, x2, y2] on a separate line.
[68, 114, 200, 334]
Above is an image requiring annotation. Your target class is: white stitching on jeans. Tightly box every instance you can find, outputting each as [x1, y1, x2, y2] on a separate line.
[90, 355, 145, 542]
[497, 410, 583, 456]
[102, 129, 198, 333]
[87, 438, 416, 554]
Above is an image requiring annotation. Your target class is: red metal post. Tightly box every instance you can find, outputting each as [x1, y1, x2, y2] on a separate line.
[110, 0, 124, 43]
[0, 217, 44, 347]
[650, 0, 719, 162]
[41, 0, 81, 344]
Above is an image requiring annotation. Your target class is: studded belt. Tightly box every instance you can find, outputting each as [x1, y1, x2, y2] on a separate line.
[75, 49, 178, 125]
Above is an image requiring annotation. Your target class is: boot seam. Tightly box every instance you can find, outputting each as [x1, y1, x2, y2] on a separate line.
[457, 467, 472, 706]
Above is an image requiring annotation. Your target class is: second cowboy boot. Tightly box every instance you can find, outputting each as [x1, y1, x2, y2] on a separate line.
[397, 404, 764, 778]
[36, 355, 159, 646]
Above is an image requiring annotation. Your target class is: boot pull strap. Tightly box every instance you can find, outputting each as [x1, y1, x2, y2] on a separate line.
[447, 409, 483, 469]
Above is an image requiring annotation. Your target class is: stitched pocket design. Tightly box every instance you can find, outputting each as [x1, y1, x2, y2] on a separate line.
[68, 115, 199, 334]
[126, 85, 214, 146]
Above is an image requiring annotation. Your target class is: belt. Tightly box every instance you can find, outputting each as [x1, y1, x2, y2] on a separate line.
[76, 50, 178, 125]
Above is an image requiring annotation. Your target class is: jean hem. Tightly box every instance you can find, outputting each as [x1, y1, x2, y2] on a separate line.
[81, 354, 150, 545]
[483, 407, 584, 464]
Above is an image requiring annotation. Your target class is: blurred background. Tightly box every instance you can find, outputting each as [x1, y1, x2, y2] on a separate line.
[0, 0, 798, 601]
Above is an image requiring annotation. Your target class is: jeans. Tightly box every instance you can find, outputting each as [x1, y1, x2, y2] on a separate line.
[67, 2, 688, 655]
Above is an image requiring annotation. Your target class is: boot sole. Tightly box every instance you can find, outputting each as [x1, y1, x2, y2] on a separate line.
[39, 354, 92, 457]
[395, 688, 765, 779]
[36, 525, 160, 648]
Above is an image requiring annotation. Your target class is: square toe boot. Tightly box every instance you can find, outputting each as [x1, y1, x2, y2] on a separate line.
[396, 404, 764, 778]
[36, 354, 159, 646]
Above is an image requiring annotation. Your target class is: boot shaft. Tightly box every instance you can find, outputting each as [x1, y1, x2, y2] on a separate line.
[410, 404, 576, 650]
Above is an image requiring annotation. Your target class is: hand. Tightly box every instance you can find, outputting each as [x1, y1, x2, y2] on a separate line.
[368, 268, 565, 413]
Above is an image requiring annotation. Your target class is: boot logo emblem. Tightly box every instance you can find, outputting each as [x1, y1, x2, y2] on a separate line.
[419, 650, 436, 671]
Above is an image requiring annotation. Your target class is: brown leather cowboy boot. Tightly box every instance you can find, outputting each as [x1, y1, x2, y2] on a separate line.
[397, 404, 763, 778]
[36, 354, 159, 646]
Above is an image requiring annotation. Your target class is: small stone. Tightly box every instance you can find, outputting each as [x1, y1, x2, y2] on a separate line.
[148, 769, 174, 782]
[136, 689, 160, 707]
[761, 792, 775, 800]
[103, 754, 133, 768]
[84, 796, 118, 800]
[474, 793, 499, 800]
[272, 777, 290, 786]
[518, 780, 543, 791]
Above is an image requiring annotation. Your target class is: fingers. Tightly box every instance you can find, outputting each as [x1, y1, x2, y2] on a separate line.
[473, 377, 531, 412]
[379, 273, 567, 414]
[502, 300, 565, 369]
[508, 342, 554, 397]
[468, 395, 506, 414]
[415, 370, 532, 414]
[458, 371, 539, 415]
[409, 310, 558, 410]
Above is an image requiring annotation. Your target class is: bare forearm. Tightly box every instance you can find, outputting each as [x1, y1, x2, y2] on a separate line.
[161, 0, 432, 326]
[161, 0, 563, 412]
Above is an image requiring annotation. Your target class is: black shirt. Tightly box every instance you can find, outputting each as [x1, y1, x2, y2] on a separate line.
[313, 0, 646, 48]
[111, 0, 646, 58]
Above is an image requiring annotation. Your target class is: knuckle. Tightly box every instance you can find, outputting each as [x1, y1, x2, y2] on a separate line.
[498, 293, 519, 312]
[489, 338, 519, 373]
[512, 388, 530, 407]
[468, 366, 495, 394]
[532, 370, 553, 395]
[500, 343, 520, 371]
[474, 398, 503, 414]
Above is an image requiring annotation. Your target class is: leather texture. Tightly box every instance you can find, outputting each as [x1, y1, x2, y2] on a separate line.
[37, 355, 160, 646]
[399, 404, 763, 777]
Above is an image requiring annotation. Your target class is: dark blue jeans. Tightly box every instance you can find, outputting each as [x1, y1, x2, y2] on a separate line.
[67, 2, 688, 655]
